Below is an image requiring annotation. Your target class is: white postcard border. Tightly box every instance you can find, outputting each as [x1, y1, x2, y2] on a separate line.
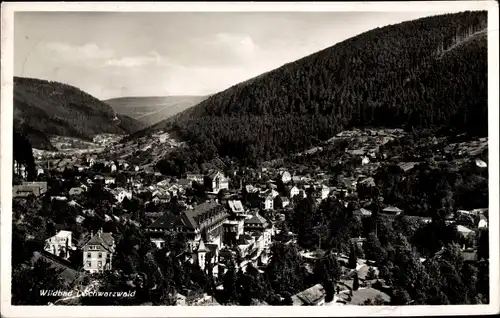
[1, 1, 499, 317]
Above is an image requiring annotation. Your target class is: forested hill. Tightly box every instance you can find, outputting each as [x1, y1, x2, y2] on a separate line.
[135, 11, 487, 168]
[13, 77, 145, 150]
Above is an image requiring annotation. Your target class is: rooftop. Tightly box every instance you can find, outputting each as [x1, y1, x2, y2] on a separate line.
[84, 232, 115, 251]
[55, 230, 72, 238]
[292, 284, 326, 306]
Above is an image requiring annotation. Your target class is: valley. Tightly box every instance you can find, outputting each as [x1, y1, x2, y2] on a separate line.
[10, 9, 492, 309]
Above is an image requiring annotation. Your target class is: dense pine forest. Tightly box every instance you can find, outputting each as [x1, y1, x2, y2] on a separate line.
[129, 11, 488, 172]
[14, 77, 145, 150]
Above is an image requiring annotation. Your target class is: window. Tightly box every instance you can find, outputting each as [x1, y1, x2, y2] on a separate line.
[98, 253, 102, 258]
[87, 253, 91, 258]
[86, 261, 91, 267]
[98, 261, 102, 268]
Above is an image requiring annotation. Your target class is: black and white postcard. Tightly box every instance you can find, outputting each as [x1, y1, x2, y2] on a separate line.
[1, 1, 499, 317]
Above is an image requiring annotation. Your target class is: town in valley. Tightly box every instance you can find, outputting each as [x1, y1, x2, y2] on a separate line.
[9, 8, 491, 307]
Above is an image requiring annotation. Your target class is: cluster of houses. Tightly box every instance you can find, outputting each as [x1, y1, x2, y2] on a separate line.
[13, 134, 490, 306]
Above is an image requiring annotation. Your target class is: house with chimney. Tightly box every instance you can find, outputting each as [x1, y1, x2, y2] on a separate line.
[82, 230, 115, 273]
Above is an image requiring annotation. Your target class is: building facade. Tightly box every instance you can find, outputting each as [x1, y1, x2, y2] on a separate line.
[82, 231, 115, 273]
[45, 230, 73, 259]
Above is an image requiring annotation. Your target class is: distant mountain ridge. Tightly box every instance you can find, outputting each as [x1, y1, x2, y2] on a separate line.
[13, 77, 145, 150]
[105, 95, 207, 126]
[124, 11, 487, 171]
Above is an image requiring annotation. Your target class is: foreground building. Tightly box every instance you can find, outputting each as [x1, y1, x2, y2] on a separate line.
[147, 200, 230, 250]
[44, 230, 74, 260]
[82, 230, 115, 273]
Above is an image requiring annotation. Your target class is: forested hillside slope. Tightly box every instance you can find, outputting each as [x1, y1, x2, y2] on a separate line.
[13, 77, 145, 150]
[129, 11, 487, 170]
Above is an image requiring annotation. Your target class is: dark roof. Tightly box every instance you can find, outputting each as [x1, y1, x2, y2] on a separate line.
[292, 284, 325, 305]
[348, 288, 391, 305]
[207, 170, 220, 179]
[245, 213, 269, 227]
[184, 201, 225, 229]
[149, 212, 185, 230]
[83, 232, 115, 251]
[32, 251, 83, 285]
[398, 162, 419, 172]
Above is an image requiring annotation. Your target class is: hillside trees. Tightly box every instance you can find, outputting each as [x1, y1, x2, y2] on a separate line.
[142, 11, 488, 169]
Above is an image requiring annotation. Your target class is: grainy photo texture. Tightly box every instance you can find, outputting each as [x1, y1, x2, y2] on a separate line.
[2, 3, 497, 314]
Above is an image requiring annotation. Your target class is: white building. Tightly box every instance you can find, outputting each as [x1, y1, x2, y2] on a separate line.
[289, 186, 300, 199]
[263, 195, 274, 211]
[44, 230, 73, 260]
[278, 170, 292, 184]
[36, 167, 45, 176]
[361, 156, 370, 166]
[478, 219, 488, 229]
[114, 189, 132, 203]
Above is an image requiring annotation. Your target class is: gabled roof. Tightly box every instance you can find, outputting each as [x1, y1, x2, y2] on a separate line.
[292, 284, 325, 306]
[354, 208, 372, 216]
[207, 170, 224, 179]
[149, 212, 185, 230]
[83, 232, 115, 251]
[183, 201, 223, 230]
[54, 230, 72, 238]
[245, 213, 268, 227]
[196, 240, 209, 253]
[457, 225, 473, 234]
[382, 206, 403, 213]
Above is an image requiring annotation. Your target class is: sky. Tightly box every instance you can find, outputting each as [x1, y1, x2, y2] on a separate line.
[14, 10, 467, 100]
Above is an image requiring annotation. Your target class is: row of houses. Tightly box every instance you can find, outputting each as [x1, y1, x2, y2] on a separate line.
[44, 229, 115, 274]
